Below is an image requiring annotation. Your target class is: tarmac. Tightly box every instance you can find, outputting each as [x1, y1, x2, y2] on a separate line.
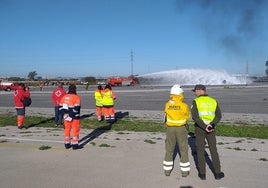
[0, 112, 268, 188]
[0, 85, 268, 188]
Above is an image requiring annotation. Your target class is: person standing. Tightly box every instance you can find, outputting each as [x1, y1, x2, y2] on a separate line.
[59, 84, 81, 150]
[163, 85, 191, 177]
[39, 82, 44, 91]
[191, 84, 224, 180]
[94, 85, 103, 121]
[102, 84, 116, 124]
[51, 83, 66, 126]
[13, 83, 31, 129]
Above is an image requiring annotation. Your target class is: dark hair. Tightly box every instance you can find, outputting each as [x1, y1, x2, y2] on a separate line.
[68, 84, 77, 94]
[192, 84, 206, 92]
[18, 83, 25, 87]
[105, 84, 112, 90]
[97, 85, 103, 90]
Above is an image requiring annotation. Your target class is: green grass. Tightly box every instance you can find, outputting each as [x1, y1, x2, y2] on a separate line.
[39, 145, 52, 150]
[0, 114, 267, 139]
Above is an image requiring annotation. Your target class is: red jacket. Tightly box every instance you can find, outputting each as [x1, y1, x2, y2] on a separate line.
[13, 87, 31, 108]
[51, 86, 66, 107]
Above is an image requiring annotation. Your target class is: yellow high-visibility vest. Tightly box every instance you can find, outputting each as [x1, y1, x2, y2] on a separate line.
[194, 96, 217, 124]
[102, 90, 114, 106]
[94, 90, 103, 107]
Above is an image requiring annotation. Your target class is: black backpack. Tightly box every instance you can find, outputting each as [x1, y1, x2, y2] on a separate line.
[23, 97, 32, 107]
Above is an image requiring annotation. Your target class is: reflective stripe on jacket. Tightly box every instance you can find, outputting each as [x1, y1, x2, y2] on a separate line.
[59, 94, 81, 119]
[194, 96, 217, 124]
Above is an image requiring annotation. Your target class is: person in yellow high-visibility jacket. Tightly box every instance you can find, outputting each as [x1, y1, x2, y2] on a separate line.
[94, 85, 103, 121]
[102, 84, 116, 124]
[191, 84, 224, 180]
[163, 85, 190, 177]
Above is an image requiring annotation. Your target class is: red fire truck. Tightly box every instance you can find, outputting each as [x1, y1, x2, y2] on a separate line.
[106, 77, 136, 86]
[0, 81, 19, 91]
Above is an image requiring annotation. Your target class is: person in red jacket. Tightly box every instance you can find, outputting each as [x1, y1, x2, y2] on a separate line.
[13, 83, 31, 129]
[51, 83, 66, 126]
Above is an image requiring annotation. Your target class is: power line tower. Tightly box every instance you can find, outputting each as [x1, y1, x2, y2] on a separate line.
[131, 49, 134, 76]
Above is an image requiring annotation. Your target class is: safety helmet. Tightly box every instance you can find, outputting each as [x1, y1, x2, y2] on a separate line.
[170, 84, 184, 95]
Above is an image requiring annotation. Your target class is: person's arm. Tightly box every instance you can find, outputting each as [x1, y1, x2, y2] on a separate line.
[211, 102, 222, 126]
[191, 100, 207, 129]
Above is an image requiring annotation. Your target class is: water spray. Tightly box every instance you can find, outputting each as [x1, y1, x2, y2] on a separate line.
[136, 69, 250, 86]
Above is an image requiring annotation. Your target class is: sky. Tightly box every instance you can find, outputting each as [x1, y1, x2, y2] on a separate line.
[1, 0, 268, 78]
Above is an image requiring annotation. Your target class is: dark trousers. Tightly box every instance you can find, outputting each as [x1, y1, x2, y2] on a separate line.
[195, 127, 221, 174]
[54, 106, 63, 125]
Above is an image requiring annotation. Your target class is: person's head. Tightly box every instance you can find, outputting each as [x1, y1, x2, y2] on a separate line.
[68, 84, 77, 94]
[97, 85, 103, 90]
[18, 83, 25, 88]
[58, 83, 63, 88]
[105, 84, 112, 90]
[192, 84, 206, 96]
[170, 84, 184, 95]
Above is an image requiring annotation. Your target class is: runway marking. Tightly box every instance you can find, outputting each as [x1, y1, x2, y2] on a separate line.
[0, 137, 68, 151]
[0, 142, 68, 151]
[1, 137, 63, 143]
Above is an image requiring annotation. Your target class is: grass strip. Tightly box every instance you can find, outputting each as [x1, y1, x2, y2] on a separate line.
[0, 114, 267, 139]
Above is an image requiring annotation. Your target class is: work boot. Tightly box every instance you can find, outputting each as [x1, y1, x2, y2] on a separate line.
[18, 125, 26, 129]
[72, 144, 83, 150]
[65, 143, 72, 149]
[214, 172, 225, 180]
[164, 170, 171, 176]
[198, 173, 206, 180]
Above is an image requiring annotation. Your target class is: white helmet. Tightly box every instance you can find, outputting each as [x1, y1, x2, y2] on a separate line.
[170, 84, 184, 95]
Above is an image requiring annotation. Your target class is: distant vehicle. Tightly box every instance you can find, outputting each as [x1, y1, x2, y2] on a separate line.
[0, 81, 19, 91]
[97, 81, 106, 85]
[107, 77, 136, 86]
[80, 81, 89, 85]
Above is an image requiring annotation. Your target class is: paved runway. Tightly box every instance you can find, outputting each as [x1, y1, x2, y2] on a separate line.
[1, 84, 268, 124]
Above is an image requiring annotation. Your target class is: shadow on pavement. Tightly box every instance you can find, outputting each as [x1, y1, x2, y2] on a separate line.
[79, 125, 111, 147]
[115, 111, 129, 120]
[27, 117, 54, 129]
[78, 111, 129, 148]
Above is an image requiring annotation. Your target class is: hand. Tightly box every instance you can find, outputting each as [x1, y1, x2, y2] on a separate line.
[205, 124, 214, 133]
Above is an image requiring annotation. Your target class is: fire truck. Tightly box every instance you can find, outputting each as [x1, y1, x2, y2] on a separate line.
[0, 81, 19, 91]
[106, 77, 136, 86]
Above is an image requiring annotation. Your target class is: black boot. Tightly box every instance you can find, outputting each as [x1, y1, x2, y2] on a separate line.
[65, 143, 71, 149]
[198, 173, 206, 180]
[214, 172, 224, 180]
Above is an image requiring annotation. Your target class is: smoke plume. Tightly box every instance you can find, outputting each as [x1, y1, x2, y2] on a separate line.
[176, 0, 268, 60]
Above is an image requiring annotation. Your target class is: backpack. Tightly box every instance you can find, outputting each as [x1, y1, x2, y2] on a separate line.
[23, 97, 32, 107]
